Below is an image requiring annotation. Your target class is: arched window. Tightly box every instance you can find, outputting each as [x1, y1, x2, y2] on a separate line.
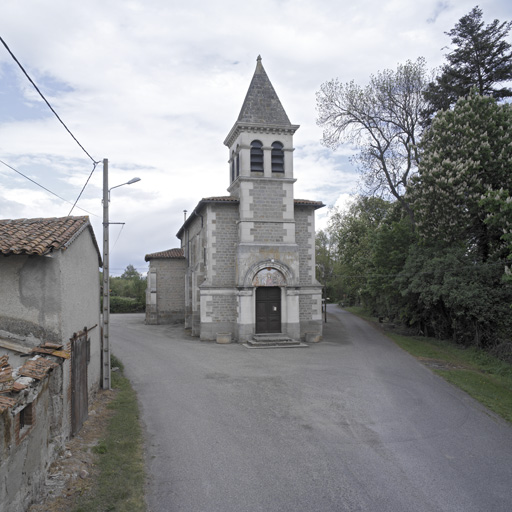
[250, 140, 264, 172]
[271, 141, 284, 172]
[231, 152, 235, 182]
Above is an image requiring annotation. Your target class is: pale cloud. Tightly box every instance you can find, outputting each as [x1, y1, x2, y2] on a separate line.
[0, 0, 511, 274]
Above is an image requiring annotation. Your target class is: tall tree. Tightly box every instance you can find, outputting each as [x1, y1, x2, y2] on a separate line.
[121, 264, 141, 279]
[327, 196, 392, 306]
[409, 92, 512, 262]
[316, 58, 430, 222]
[425, 6, 512, 119]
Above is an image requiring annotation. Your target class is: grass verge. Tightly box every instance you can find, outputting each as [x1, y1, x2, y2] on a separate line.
[345, 306, 512, 423]
[73, 355, 145, 512]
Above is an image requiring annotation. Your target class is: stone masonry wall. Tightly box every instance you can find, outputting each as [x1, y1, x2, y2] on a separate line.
[249, 180, 288, 244]
[210, 294, 237, 324]
[299, 293, 316, 321]
[250, 222, 287, 244]
[147, 259, 186, 324]
[1, 361, 67, 512]
[182, 213, 206, 335]
[295, 206, 314, 285]
[210, 204, 238, 287]
[250, 180, 286, 219]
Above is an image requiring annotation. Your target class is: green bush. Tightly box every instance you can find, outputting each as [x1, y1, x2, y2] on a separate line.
[110, 296, 145, 313]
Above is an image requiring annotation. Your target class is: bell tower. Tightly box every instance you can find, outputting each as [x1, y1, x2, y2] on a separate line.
[224, 56, 304, 341]
[224, 56, 300, 248]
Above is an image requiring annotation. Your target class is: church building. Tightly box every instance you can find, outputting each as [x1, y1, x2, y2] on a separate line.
[145, 57, 324, 344]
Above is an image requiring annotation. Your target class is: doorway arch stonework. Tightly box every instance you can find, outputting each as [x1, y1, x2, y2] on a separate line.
[243, 259, 295, 287]
[236, 260, 300, 342]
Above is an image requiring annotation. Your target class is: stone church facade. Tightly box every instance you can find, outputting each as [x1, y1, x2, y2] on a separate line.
[146, 57, 324, 343]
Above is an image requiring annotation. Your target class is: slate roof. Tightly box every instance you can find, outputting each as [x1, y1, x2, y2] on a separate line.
[145, 248, 184, 261]
[0, 216, 102, 265]
[237, 56, 291, 126]
[224, 57, 299, 147]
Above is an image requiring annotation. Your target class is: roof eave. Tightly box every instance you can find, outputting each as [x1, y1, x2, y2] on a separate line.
[224, 122, 300, 148]
[176, 197, 239, 239]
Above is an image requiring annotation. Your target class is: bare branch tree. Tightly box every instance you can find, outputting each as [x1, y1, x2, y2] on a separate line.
[316, 58, 431, 223]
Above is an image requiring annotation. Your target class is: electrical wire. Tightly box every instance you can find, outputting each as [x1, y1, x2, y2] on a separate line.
[0, 36, 99, 165]
[0, 158, 99, 217]
[0, 35, 102, 215]
[67, 161, 98, 215]
[111, 223, 125, 250]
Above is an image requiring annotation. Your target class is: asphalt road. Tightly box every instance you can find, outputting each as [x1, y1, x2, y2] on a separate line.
[111, 305, 512, 512]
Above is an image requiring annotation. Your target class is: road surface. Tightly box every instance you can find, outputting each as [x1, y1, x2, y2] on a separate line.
[111, 305, 512, 512]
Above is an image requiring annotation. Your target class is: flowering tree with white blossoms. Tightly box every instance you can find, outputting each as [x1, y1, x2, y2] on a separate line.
[409, 91, 512, 261]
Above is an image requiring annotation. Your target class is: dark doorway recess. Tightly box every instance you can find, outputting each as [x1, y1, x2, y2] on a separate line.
[256, 287, 281, 333]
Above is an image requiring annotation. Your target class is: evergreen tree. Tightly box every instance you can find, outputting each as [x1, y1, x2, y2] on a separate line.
[424, 6, 512, 120]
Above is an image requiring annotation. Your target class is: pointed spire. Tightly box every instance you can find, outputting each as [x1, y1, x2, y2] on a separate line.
[236, 56, 291, 126]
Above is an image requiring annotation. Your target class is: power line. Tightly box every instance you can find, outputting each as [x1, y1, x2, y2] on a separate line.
[0, 158, 99, 217]
[0, 36, 99, 165]
[68, 161, 98, 215]
[0, 35, 102, 216]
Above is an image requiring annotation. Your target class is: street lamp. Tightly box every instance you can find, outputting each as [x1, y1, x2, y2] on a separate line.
[102, 158, 141, 389]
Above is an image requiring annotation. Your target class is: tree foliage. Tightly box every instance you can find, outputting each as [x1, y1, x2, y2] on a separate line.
[109, 264, 146, 312]
[325, 197, 407, 309]
[409, 92, 512, 261]
[316, 58, 431, 221]
[316, 9, 512, 356]
[424, 6, 512, 120]
[397, 245, 512, 347]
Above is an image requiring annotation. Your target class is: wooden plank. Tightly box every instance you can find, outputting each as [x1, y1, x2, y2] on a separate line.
[51, 350, 70, 360]
[0, 339, 32, 354]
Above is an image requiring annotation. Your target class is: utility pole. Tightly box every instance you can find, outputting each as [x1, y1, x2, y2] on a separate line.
[101, 161, 140, 390]
[102, 158, 111, 390]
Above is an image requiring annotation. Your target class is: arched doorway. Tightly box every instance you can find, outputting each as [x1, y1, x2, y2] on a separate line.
[255, 287, 281, 333]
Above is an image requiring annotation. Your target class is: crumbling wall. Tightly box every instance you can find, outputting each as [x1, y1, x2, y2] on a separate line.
[0, 352, 68, 512]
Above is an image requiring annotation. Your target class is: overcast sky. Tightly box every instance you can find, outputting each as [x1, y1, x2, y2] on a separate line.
[1, 0, 511, 275]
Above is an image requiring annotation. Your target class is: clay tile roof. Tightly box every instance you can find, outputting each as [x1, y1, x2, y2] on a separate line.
[0, 216, 102, 265]
[294, 199, 325, 209]
[176, 196, 240, 239]
[0, 396, 17, 413]
[145, 248, 184, 261]
[18, 357, 59, 380]
[202, 196, 239, 203]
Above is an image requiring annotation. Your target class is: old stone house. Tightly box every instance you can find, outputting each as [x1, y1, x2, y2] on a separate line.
[146, 57, 324, 344]
[145, 248, 186, 324]
[0, 216, 102, 511]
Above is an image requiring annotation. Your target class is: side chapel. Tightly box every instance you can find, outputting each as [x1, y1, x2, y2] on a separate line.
[145, 56, 324, 343]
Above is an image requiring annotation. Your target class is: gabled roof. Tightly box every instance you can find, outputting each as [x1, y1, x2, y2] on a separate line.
[176, 197, 239, 239]
[176, 196, 325, 239]
[145, 248, 184, 261]
[224, 56, 299, 147]
[0, 216, 102, 266]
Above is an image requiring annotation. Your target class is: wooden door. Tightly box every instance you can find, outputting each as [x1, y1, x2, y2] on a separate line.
[256, 287, 281, 333]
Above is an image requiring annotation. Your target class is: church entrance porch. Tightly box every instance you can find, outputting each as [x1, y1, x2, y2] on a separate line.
[255, 286, 281, 333]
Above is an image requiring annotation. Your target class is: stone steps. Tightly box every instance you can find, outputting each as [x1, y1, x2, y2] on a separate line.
[243, 334, 308, 349]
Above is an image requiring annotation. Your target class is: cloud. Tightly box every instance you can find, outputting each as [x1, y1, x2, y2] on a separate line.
[427, 1, 451, 24]
[0, 0, 510, 275]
